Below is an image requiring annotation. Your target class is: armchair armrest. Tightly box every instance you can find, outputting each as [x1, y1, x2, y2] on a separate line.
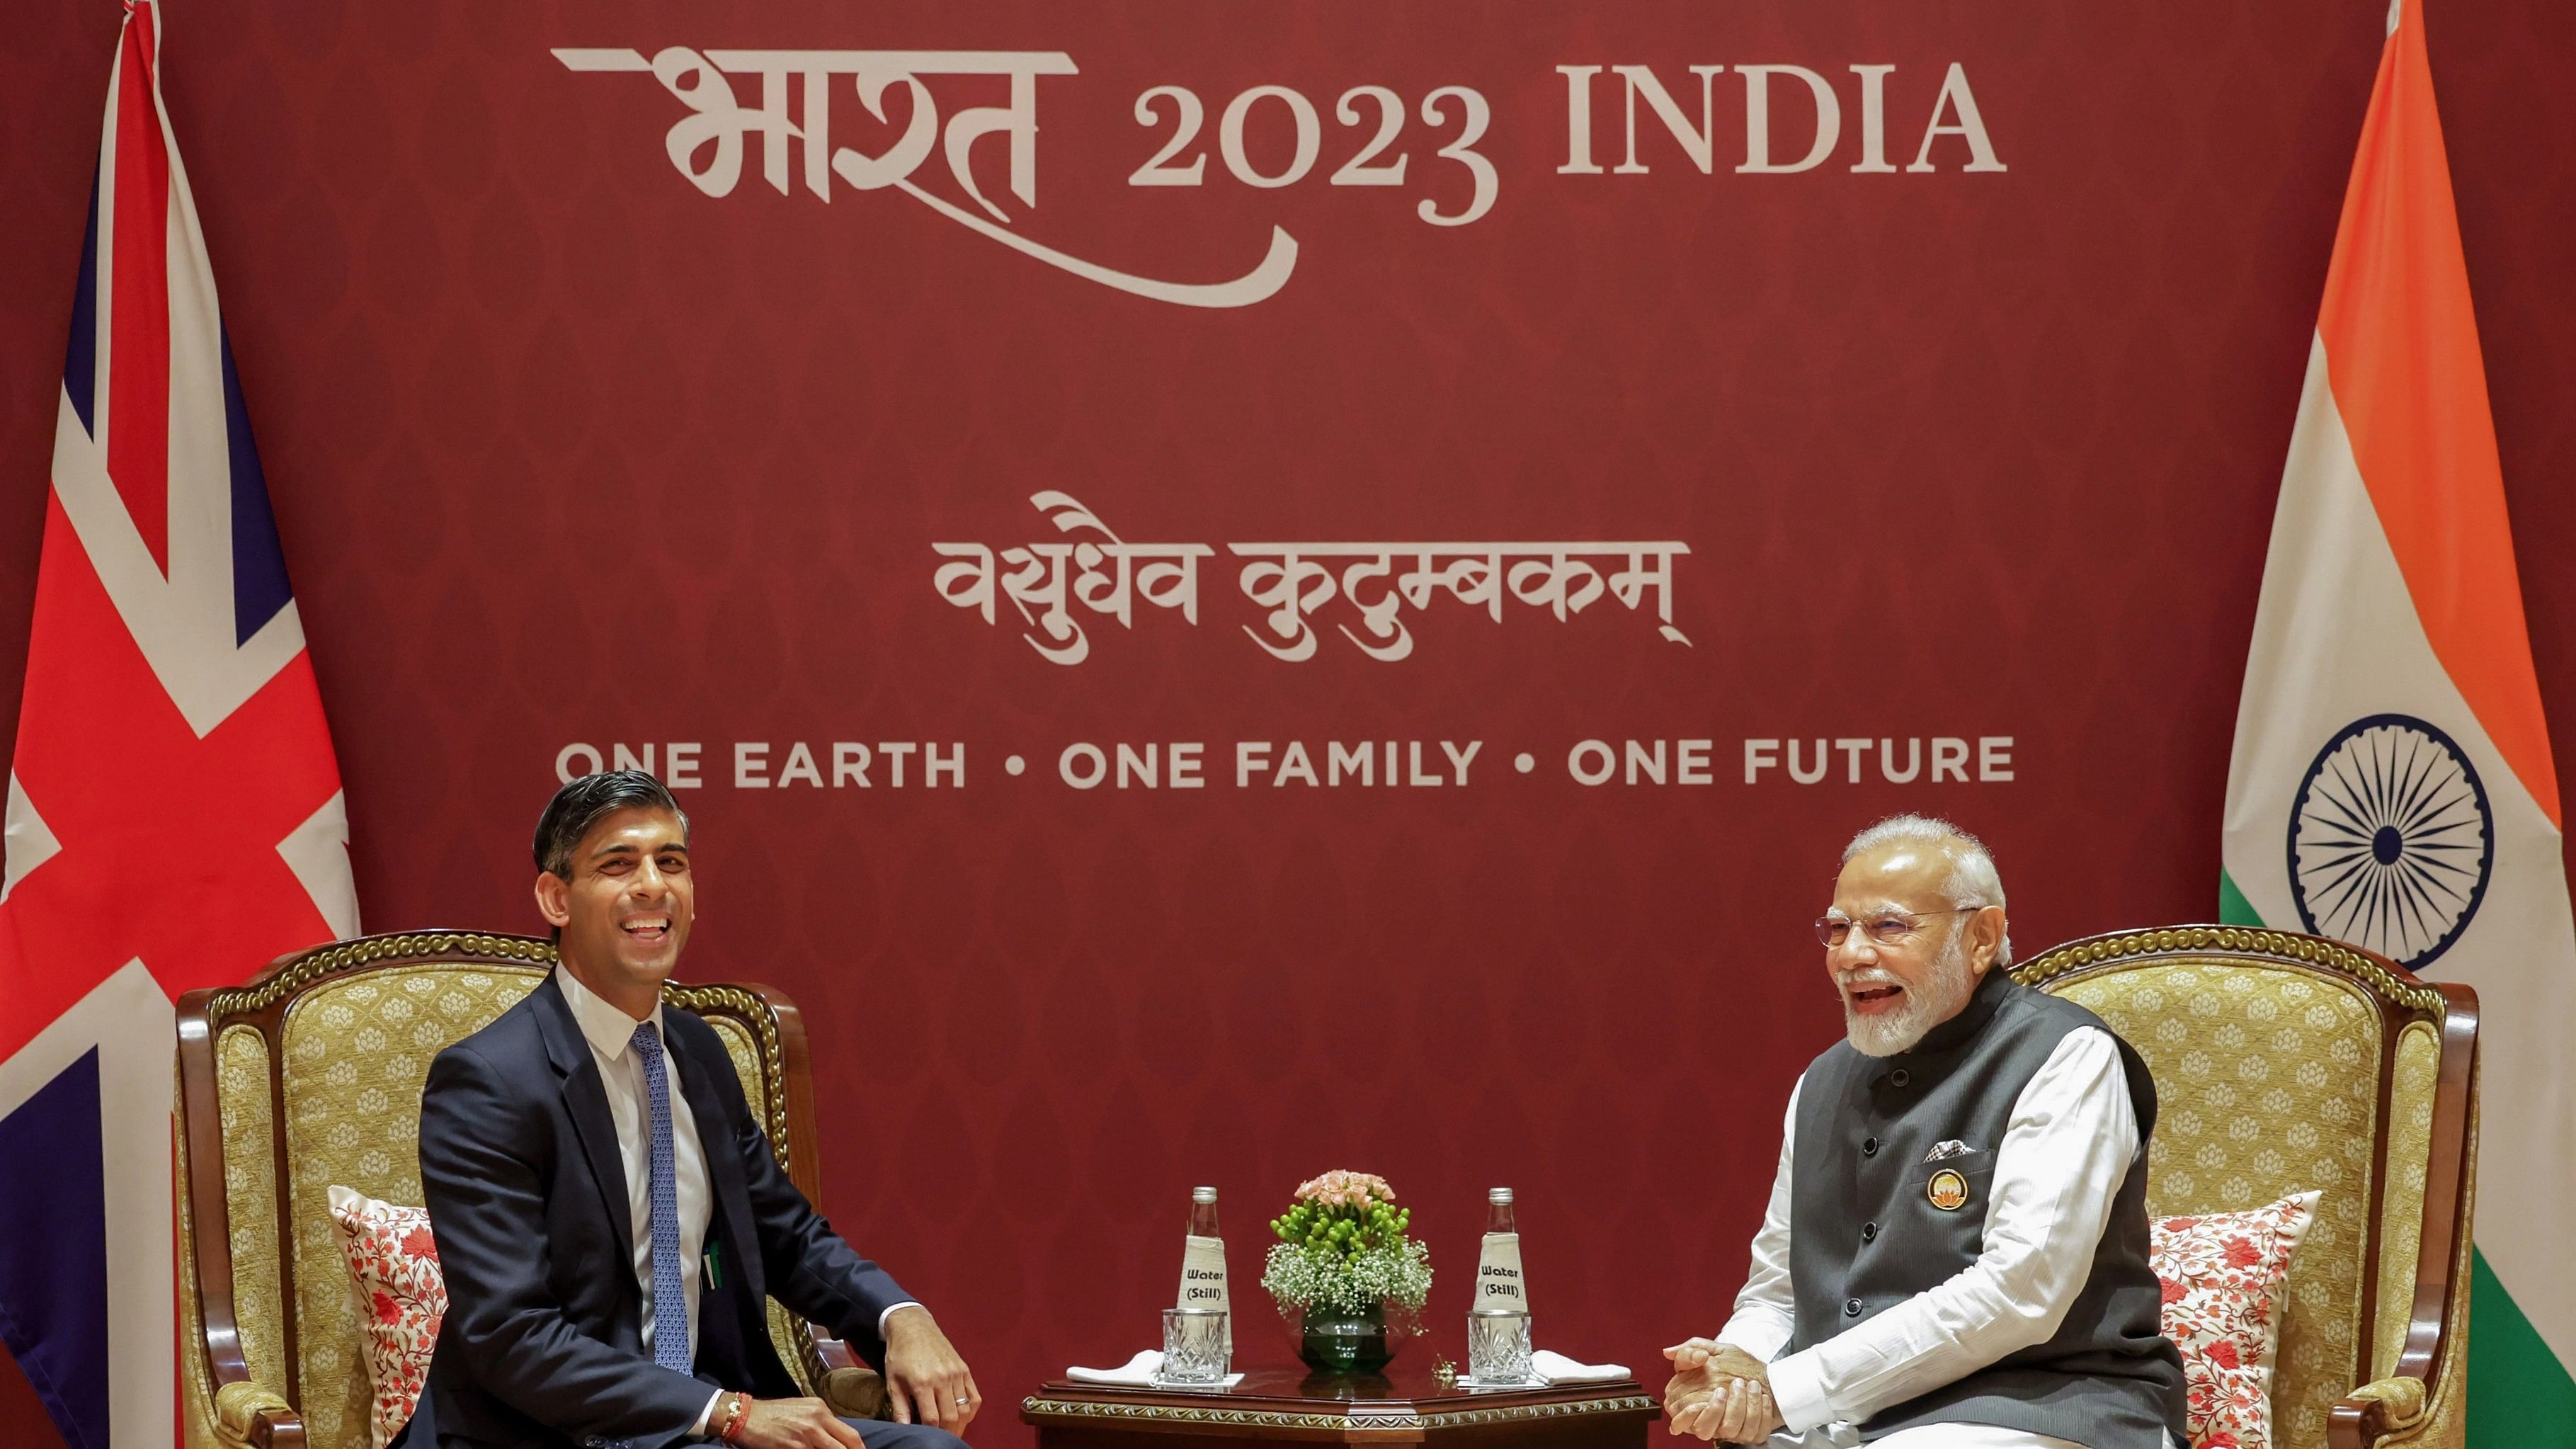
[177, 1005, 306, 1449]
[2327, 983, 2479, 1449]
[210, 1380, 302, 1449]
[2328, 1377, 2427, 1449]
[810, 1331, 891, 1421]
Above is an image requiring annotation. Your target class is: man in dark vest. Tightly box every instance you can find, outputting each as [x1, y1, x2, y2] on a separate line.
[1662, 815, 2185, 1449]
[400, 771, 982, 1449]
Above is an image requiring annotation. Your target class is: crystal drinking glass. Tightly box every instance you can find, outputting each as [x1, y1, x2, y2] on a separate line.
[1466, 1308, 1534, 1385]
[1159, 1307, 1231, 1385]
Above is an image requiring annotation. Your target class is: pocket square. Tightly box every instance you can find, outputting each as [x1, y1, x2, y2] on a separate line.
[1923, 1140, 1972, 1161]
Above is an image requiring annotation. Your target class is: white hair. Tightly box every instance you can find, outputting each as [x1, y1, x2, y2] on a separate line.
[1842, 814, 2013, 967]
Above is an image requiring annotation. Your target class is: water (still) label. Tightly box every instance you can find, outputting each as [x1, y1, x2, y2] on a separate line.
[1476, 1232, 1528, 1312]
[1179, 1234, 1232, 1353]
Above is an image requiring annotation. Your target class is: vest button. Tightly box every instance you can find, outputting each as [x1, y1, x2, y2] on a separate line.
[1845, 1297, 1864, 1317]
[1862, 1137, 1879, 1157]
[1890, 1069, 1911, 1088]
[1862, 1222, 1878, 1243]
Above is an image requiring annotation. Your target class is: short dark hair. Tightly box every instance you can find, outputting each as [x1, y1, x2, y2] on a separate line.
[534, 770, 689, 882]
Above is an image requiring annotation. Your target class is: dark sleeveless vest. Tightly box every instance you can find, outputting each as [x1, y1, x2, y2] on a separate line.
[1787, 970, 2187, 1449]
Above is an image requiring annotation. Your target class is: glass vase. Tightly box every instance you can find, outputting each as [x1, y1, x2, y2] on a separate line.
[1296, 1300, 1396, 1375]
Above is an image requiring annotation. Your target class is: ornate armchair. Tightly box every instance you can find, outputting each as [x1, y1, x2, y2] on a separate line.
[2010, 926, 2477, 1449]
[174, 931, 889, 1449]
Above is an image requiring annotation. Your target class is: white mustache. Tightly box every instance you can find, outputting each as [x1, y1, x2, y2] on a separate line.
[1837, 968, 1903, 991]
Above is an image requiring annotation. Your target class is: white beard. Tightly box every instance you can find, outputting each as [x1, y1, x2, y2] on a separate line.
[1842, 929, 1976, 1057]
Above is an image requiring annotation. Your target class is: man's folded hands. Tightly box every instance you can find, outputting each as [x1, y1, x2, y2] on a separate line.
[1661, 1339, 1786, 1445]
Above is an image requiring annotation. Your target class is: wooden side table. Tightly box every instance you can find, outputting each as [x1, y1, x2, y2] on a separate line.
[1022, 1365, 1660, 1449]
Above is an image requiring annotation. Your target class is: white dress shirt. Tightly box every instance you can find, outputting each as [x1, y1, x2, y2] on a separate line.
[1716, 1027, 2148, 1449]
[556, 967, 726, 1431]
[557, 968, 925, 1432]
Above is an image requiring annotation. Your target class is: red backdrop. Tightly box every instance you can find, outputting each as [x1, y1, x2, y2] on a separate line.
[3, 2, 2575, 1444]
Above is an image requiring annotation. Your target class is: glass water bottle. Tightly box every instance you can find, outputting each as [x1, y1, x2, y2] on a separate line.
[1469, 1186, 1534, 1382]
[1168, 1185, 1231, 1372]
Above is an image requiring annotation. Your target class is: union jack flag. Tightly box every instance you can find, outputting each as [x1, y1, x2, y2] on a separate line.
[0, 5, 357, 1445]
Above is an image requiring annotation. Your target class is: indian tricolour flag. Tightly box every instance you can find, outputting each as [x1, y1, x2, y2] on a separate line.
[2221, 0, 2575, 1440]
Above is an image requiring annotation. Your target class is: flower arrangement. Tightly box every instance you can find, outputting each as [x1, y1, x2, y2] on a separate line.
[1259, 1171, 1434, 1319]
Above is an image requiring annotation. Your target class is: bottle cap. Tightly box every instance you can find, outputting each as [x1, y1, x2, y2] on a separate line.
[1489, 1187, 1514, 1203]
[1193, 1186, 1219, 1203]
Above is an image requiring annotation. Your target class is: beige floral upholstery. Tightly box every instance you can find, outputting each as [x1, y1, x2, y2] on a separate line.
[217, 1026, 290, 1398]
[2014, 927, 2474, 1449]
[2050, 961, 2378, 1449]
[2373, 1022, 2439, 1379]
[178, 933, 870, 1449]
[278, 967, 544, 1449]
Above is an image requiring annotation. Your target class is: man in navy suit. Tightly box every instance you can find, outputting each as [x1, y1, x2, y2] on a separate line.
[402, 771, 980, 1449]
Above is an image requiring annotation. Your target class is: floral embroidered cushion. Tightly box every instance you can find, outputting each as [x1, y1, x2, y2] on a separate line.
[326, 1185, 447, 1449]
[2150, 1190, 2319, 1449]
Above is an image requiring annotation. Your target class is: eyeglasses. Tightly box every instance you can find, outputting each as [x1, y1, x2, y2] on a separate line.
[1813, 907, 1980, 948]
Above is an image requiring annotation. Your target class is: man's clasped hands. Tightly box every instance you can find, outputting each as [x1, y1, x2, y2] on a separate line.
[1660, 1339, 1786, 1445]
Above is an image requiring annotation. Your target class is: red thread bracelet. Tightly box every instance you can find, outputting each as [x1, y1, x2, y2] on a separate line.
[716, 1393, 751, 1444]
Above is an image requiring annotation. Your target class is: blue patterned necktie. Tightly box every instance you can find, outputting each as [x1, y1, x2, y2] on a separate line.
[629, 1021, 693, 1374]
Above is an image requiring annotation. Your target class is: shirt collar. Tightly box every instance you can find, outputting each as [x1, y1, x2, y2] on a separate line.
[553, 963, 663, 1062]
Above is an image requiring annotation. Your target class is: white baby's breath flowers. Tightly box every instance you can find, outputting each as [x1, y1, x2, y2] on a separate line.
[1260, 1238, 1433, 1317]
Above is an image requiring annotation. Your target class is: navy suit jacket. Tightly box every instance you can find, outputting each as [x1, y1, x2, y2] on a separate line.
[399, 972, 908, 1448]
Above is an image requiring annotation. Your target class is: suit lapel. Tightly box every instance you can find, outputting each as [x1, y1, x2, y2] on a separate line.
[671, 1023, 762, 1301]
[532, 972, 639, 1262]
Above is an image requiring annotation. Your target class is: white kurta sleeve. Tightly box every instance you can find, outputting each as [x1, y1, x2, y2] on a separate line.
[1765, 1027, 2139, 1434]
[1714, 1074, 1803, 1363]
